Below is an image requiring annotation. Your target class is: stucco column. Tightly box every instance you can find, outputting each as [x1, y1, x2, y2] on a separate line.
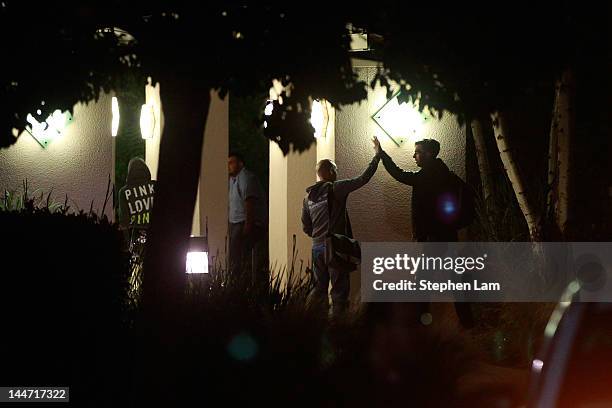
[268, 142, 289, 270]
[268, 102, 334, 284]
[197, 91, 229, 267]
[145, 79, 163, 180]
[269, 143, 317, 282]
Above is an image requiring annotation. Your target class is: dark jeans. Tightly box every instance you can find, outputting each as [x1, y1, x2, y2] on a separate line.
[310, 243, 350, 317]
[229, 222, 268, 286]
[416, 235, 474, 329]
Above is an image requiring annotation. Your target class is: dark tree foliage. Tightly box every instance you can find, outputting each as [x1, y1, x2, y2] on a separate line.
[0, 2, 131, 148]
[351, 1, 610, 123]
[0, 2, 367, 152]
[1, 0, 609, 354]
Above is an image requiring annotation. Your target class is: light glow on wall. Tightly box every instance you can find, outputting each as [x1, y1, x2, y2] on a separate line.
[139, 103, 155, 139]
[371, 92, 428, 146]
[310, 99, 329, 138]
[111, 97, 120, 137]
[25, 109, 72, 148]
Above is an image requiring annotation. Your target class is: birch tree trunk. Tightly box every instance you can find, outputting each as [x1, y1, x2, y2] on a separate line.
[490, 111, 541, 241]
[546, 82, 560, 223]
[555, 69, 573, 235]
[471, 119, 493, 203]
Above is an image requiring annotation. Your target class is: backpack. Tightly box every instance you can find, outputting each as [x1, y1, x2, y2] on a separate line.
[436, 172, 476, 230]
[325, 182, 361, 273]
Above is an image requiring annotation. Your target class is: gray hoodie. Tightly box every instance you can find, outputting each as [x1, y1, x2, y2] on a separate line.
[302, 154, 380, 245]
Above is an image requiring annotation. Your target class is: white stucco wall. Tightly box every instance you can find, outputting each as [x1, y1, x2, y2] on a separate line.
[269, 142, 317, 277]
[269, 142, 289, 271]
[336, 63, 466, 304]
[316, 100, 335, 162]
[335, 64, 466, 243]
[267, 63, 466, 303]
[286, 146, 317, 270]
[145, 79, 163, 180]
[0, 94, 114, 217]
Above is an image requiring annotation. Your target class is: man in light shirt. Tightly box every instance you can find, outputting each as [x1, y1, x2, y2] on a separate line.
[228, 152, 268, 285]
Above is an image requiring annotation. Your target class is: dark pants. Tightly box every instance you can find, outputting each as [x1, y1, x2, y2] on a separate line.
[229, 222, 268, 286]
[310, 243, 350, 317]
[416, 234, 474, 329]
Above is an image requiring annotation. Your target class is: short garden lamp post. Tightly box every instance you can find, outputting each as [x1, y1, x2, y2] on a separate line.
[186, 235, 209, 274]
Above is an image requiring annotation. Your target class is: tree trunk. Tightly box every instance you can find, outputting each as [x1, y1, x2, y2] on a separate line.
[546, 81, 559, 224]
[137, 78, 211, 403]
[143, 79, 210, 315]
[490, 111, 541, 241]
[555, 69, 574, 236]
[470, 119, 493, 203]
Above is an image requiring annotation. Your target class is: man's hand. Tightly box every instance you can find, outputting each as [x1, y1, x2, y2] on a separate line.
[372, 136, 381, 154]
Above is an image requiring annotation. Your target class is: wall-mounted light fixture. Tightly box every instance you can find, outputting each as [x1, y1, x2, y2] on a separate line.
[186, 235, 209, 274]
[111, 96, 120, 137]
[310, 99, 329, 138]
[139, 103, 155, 140]
[25, 109, 72, 148]
[371, 91, 428, 147]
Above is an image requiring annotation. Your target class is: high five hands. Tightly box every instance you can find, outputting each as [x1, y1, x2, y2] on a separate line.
[372, 136, 381, 154]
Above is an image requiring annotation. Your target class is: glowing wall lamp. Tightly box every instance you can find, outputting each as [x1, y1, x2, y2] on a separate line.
[371, 91, 428, 147]
[310, 99, 329, 138]
[139, 103, 155, 139]
[25, 109, 72, 148]
[111, 96, 120, 137]
[186, 235, 209, 274]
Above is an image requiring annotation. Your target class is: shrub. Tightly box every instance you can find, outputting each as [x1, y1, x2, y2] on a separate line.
[0, 191, 133, 403]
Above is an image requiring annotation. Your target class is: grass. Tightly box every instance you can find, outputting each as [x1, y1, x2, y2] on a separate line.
[0, 185, 540, 406]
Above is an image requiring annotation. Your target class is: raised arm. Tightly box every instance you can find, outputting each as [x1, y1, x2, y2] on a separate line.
[371, 136, 418, 186]
[379, 150, 419, 186]
[333, 153, 380, 197]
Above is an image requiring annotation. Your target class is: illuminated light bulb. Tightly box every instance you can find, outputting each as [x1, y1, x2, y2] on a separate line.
[186, 251, 209, 274]
[186, 236, 209, 274]
[25, 108, 71, 147]
[372, 93, 427, 145]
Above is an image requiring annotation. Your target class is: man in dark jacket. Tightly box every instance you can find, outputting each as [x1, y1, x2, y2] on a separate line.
[374, 137, 474, 328]
[302, 147, 380, 317]
[373, 136, 458, 242]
